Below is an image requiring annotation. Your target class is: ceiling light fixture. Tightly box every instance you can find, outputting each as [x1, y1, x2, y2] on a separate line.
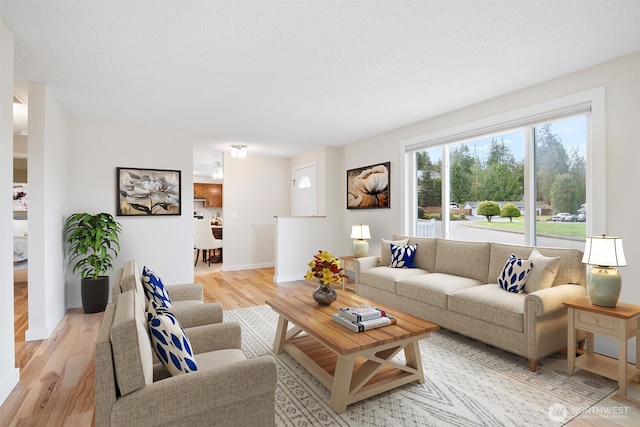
[231, 145, 247, 158]
[210, 162, 223, 180]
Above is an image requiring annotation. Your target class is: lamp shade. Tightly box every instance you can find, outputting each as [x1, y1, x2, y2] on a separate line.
[582, 235, 626, 267]
[350, 224, 371, 240]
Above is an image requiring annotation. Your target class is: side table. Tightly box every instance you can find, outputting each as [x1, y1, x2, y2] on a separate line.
[564, 296, 640, 397]
[339, 255, 357, 292]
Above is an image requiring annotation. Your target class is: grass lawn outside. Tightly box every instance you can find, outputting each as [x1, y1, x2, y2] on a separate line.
[464, 216, 586, 239]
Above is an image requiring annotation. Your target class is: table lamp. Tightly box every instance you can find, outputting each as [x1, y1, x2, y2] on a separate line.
[350, 224, 371, 258]
[582, 235, 626, 307]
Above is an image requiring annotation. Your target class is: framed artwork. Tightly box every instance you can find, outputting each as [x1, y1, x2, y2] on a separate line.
[117, 167, 181, 216]
[13, 183, 28, 212]
[347, 161, 390, 209]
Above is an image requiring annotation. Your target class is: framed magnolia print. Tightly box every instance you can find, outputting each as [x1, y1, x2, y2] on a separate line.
[117, 167, 181, 216]
[347, 161, 390, 209]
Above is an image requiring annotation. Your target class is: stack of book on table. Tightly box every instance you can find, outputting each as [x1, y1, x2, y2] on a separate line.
[332, 305, 396, 333]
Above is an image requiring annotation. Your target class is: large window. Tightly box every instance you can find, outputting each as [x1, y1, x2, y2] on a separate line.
[404, 92, 599, 251]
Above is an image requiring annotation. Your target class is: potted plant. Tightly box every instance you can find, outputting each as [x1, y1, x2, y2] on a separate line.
[64, 212, 122, 313]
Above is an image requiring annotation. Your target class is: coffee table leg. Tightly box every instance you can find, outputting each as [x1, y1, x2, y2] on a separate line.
[404, 340, 425, 383]
[330, 356, 354, 414]
[273, 315, 288, 354]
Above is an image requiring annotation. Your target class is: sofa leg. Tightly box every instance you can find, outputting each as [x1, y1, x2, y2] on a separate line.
[528, 359, 537, 372]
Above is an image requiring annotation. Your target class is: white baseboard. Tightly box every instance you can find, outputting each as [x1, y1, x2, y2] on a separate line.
[273, 273, 305, 283]
[25, 310, 64, 341]
[221, 262, 275, 272]
[0, 368, 19, 406]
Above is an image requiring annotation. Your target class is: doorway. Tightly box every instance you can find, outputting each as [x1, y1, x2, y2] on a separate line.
[292, 163, 317, 217]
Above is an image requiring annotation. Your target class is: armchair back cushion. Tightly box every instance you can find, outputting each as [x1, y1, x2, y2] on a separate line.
[119, 260, 147, 312]
[110, 290, 153, 396]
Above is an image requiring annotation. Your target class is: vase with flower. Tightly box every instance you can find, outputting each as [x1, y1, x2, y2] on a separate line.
[304, 250, 347, 306]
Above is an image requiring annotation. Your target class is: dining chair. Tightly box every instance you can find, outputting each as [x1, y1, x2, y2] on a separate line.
[194, 218, 223, 266]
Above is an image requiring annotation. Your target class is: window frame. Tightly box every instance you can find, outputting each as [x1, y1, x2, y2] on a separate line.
[400, 87, 605, 244]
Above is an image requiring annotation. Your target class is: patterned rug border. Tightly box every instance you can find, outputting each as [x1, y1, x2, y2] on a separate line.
[224, 305, 617, 427]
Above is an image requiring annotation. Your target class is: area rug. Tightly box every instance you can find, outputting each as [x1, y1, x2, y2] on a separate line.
[224, 305, 617, 427]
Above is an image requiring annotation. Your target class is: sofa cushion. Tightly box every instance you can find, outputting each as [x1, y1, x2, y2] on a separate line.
[404, 236, 438, 271]
[110, 290, 154, 396]
[380, 238, 409, 266]
[147, 301, 198, 375]
[142, 266, 173, 308]
[489, 243, 585, 288]
[152, 348, 246, 381]
[397, 273, 483, 310]
[434, 239, 491, 283]
[359, 266, 428, 294]
[525, 249, 561, 294]
[389, 243, 418, 268]
[448, 284, 526, 332]
[498, 254, 532, 293]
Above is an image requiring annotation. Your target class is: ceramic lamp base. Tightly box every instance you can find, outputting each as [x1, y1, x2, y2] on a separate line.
[352, 239, 369, 258]
[587, 266, 621, 308]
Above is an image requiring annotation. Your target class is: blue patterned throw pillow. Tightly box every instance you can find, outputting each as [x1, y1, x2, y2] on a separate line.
[147, 300, 198, 376]
[498, 254, 533, 293]
[389, 243, 418, 268]
[142, 266, 172, 308]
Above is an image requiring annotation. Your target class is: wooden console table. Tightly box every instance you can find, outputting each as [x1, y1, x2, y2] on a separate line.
[564, 296, 640, 397]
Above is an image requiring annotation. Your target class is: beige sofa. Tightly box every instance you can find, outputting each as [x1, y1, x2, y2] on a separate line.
[96, 288, 277, 426]
[355, 235, 586, 371]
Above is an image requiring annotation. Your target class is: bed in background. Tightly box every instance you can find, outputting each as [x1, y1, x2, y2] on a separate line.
[13, 219, 28, 264]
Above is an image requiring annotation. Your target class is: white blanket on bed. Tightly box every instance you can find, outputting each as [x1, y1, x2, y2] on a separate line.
[13, 220, 28, 261]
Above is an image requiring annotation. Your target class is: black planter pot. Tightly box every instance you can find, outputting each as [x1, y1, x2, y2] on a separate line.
[81, 276, 110, 314]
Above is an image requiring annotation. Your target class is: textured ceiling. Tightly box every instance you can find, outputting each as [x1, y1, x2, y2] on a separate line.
[1, 0, 639, 158]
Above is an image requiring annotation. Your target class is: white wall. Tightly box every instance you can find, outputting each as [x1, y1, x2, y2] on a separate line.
[65, 117, 194, 306]
[276, 146, 350, 282]
[25, 82, 68, 341]
[344, 52, 640, 360]
[221, 151, 291, 271]
[0, 15, 19, 406]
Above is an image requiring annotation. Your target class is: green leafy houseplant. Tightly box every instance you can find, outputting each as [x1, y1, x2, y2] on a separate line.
[64, 212, 122, 280]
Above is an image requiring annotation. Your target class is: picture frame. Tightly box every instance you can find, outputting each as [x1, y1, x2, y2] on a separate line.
[117, 167, 181, 216]
[347, 161, 390, 209]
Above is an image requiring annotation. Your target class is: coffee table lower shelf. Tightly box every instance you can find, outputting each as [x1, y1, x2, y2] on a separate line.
[276, 324, 427, 413]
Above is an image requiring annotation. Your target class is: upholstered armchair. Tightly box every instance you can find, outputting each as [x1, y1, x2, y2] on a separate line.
[114, 260, 223, 328]
[96, 290, 277, 426]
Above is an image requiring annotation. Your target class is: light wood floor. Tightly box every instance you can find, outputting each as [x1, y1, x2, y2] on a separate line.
[2, 265, 638, 426]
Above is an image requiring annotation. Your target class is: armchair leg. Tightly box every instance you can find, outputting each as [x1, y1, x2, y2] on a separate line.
[528, 359, 537, 372]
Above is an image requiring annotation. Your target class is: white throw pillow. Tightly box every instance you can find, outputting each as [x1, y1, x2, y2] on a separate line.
[525, 249, 561, 293]
[147, 300, 198, 376]
[380, 238, 409, 266]
[498, 254, 533, 293]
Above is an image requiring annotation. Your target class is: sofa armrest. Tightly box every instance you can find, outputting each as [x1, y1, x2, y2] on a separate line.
[525, 284, 586, 317]
[186, 321, 242, 353]
[171, 303, 224, 328]
[167, 283, 204, 301]
[112, 355, 277, 426]
[355, 256, 380, 273]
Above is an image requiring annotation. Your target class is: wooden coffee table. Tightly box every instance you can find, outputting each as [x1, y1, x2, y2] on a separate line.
[266, 286, 439, 413]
